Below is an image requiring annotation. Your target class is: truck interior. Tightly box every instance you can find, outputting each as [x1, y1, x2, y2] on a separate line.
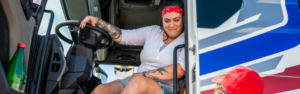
[0, 0, 186, 94]
[3, 0, 300, 94]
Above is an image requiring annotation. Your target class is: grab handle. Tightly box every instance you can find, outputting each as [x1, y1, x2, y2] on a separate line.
[173, 44, 185, 94]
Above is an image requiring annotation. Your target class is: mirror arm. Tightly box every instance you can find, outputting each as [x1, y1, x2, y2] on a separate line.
[94, 65, 108, 77]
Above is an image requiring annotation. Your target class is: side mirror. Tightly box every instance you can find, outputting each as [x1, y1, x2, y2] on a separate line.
[114, 65, 134, 77]
[93, 65, 108, 84]
[93, 72, 108, 84]
[99, 73, 107, 84]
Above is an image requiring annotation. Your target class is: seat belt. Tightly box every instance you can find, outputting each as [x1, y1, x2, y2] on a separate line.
[20, 0, 32, 20]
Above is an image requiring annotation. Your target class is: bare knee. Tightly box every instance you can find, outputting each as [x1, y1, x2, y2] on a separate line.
[129, 76, 147, 85]
[122, 76, 160, 94]
[91, 81, 124, 94]
[126, 76, 148, 91]
[91, 84, 110, 94]
[97, 84, 110, 90]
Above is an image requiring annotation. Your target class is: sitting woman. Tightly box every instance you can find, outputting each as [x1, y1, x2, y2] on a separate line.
[80, 1, 185, 94]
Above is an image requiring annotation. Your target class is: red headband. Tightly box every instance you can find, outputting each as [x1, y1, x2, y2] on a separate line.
[162, 6, 183, 17]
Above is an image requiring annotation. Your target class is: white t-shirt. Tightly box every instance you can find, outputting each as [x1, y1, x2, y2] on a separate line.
[120, 25, 185, 86]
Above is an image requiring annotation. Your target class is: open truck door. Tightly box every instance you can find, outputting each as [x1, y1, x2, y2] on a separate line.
[0, 0, 48, 94]
[183, 0, 200, 94]
[1, 0, 110, 94]
[195, 0, 300, 94]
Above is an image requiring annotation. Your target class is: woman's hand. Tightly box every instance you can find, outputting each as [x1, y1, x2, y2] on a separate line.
[79, 16, 99, 28]
[79, 16, 123, 43]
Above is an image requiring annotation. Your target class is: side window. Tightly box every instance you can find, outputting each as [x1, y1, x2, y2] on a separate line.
[196, 0, 243, 28]
[298, 0, 300, 10]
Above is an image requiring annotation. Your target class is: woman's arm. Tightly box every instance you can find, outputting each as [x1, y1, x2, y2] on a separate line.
[134, 64, 185, 80]
[80, 16, 122, 43]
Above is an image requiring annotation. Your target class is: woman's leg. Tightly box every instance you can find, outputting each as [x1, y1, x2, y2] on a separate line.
[91, 80, 124, 94]
[121, 76, 163, 94]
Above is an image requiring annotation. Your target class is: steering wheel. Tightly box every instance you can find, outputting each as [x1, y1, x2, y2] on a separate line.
[55, 20, 112, 50]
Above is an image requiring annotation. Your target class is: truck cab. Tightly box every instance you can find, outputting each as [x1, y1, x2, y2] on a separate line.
[1, 0, 300, 94]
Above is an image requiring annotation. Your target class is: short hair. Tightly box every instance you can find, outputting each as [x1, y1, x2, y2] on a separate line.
[214, 84, 228, 94]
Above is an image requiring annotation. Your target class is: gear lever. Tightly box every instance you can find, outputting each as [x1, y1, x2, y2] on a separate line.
[71, 30, 78, 44]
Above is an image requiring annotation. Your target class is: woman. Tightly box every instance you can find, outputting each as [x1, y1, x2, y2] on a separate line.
[80, 1, 185, 94]
[211, 65, 264, 94]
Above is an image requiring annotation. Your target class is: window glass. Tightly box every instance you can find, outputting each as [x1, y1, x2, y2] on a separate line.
[196, 0, 243, 28]
[38, 0, 71, 55]
[32, 0, 43, 5]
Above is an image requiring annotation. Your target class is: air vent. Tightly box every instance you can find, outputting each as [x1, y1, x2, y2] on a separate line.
[53, 53, 60, 61]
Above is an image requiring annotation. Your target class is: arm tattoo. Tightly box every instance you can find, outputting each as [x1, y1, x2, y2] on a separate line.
[143, 68, 168, 80]
[144, 71, 159, 80]
[150, 68, 168, 75]
[156, 68, 168, 75]
[97, 19, 122, 39]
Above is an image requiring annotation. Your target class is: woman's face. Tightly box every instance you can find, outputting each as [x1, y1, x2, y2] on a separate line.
[162, 12, 184, 39]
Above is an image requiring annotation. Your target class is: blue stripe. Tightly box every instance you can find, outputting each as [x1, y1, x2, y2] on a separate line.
[200, 56, 282, 86]
[199, 0, 300, 75]
[199, 28, 300, 75]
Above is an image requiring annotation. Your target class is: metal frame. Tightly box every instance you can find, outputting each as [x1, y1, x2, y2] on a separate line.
[184, 0, 189, 94]
[35, 10, 55, 94]
[173, 44, 185, 94]
[27, 0, 50, 93]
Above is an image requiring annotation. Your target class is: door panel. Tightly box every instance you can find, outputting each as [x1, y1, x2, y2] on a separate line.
[0, 0, 36, 70]
[0, 1, 9, 72]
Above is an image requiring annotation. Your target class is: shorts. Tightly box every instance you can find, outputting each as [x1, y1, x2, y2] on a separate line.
[118, 76, 173, 94]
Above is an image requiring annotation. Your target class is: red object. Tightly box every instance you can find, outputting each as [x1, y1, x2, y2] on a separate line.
[211, 65, 264, 94]
[17, 43, 25, 48]
[161, 6, 183, 17]
[202, 65, 300, 94]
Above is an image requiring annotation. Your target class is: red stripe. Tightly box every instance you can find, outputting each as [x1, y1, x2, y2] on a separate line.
[201, 89, 214, 94]
[201, 65, 300, 94]
[263, 65, 300, 94]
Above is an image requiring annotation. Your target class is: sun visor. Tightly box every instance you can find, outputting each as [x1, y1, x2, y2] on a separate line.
[60, 0, 102, 21]
[120, 0, 163, 10]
